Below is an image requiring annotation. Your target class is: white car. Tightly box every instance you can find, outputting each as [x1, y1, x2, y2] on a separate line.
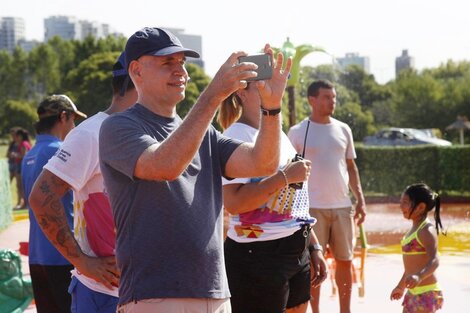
[363, 128, 452, 146]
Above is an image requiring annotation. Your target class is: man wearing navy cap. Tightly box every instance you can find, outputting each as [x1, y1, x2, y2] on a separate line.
[29, 52, 137, 313]
[99, 27, 292, 312]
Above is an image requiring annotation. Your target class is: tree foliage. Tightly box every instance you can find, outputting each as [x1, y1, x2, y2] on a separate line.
[0, 100, 37, 135]
[64, 52, 118, 116]
[176, 63, 211, 119]
[1, 36, 470, 145]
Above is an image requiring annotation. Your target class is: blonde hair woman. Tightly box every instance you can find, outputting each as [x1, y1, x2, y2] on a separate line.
[218, 82, 328, 313]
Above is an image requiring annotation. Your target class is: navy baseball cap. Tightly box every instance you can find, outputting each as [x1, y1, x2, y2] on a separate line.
[112, 51, 128, 77]
[125, 27, 200, 67]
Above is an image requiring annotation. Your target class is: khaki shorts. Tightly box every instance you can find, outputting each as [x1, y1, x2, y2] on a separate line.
[117, 298, 231, 313]
[310, 207, 355, 261]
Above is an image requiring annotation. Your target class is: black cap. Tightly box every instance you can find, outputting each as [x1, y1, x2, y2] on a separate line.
[125, 27, 200, 68]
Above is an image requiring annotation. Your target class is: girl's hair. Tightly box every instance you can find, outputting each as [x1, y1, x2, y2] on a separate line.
[15, 128, 30, 143]
[404, 183, 445, 234]
[217, 92, 243, 130]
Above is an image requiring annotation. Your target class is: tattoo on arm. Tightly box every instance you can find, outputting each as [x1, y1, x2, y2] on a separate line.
[36, 172, 81, 260]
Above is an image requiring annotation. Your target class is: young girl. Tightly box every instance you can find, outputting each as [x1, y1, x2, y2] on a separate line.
[390, 182, 445, 312]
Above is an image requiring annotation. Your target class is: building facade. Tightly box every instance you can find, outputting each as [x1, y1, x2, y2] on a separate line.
[166, 28, 204, 69]
[0, 17, 25, 52]
[395, 49, 415, 76]
[44, 15, 119, 41]
[336, 52, 370, 73]
[44, 16, 82, 41]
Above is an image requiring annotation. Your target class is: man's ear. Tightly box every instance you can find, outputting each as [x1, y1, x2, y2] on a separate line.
[60, 111, 68, 121]
[128, 60, 142, 82]
[307, 96, 316, 107]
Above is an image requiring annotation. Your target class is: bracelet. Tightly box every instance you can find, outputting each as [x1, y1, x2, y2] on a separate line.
[279, 169, 289, 187]
[260, 107, 281, 116]
[309, 243, 324, 253]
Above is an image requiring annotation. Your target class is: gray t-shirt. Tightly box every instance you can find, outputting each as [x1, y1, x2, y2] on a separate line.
[99, 104, 241, 304]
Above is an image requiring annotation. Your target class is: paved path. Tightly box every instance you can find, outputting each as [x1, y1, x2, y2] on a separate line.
[2, 219, 469, 313]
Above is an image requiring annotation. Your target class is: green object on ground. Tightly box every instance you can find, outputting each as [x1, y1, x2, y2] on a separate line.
[0, 159, 13, 231]
[0, 249, 33, 313]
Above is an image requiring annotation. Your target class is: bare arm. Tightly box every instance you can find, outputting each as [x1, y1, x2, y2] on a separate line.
[309, 229, 328, 288]
[225, 48, 292, 179]
[134, 51, 259, 181]
[223, 159, 310, 214]
[29, 169, 119, 289]
[390, 272, 407, 300]
[347, 158, 366, 225]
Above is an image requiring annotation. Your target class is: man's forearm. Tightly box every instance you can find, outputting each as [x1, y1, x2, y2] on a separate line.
[135, 89, 223, 181]
[29, 170, 84, 263]
[348, 162, 365, 204]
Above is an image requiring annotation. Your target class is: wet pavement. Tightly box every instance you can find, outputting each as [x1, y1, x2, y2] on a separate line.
[2, 203, 469, 313]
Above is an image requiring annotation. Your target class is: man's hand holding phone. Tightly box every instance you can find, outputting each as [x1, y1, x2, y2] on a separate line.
[238, 44, 292, 111]
[238, 54, 273, 81]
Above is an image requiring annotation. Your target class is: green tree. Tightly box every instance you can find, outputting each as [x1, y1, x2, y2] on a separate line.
[0, 50, 13, 105]
[334, 102, 376, 141]
[339, 64, 391, 109]
[7, 47, 29, 100]
[29, 44, 61, 97]
[0, 99, 37, 136]
[176, 63, 211, 119]
[72, 35, 126, 68]
[305, 64, 340, 83]
[64, 52, 118, 116]
[47, 36, 77, 80]
[370, 98, 396, 129]
[391, 70, 445, 129]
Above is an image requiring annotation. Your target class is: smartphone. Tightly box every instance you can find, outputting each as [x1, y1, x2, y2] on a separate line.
[238, 54, 273, 81]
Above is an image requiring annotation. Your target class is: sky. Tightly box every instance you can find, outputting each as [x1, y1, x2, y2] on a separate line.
[2, 0, 469, 84]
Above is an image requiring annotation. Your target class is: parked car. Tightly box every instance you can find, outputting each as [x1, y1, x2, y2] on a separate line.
[363, 128, 452, 146]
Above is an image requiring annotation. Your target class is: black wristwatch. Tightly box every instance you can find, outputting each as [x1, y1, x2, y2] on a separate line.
[309, 243, 324, 253]
[260, 107, 281, 116]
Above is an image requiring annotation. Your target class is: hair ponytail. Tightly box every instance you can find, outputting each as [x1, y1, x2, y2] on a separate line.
[217, 93, 243, 130]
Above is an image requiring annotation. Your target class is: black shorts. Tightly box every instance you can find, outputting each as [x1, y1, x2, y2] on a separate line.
[29, 263, 74, 313]
[224, 225, 311, 313]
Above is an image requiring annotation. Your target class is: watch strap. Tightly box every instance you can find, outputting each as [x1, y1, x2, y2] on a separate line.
[260, 107, 281, 116]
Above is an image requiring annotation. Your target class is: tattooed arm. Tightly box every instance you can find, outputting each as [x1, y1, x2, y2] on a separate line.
[29, 169, 119, 289]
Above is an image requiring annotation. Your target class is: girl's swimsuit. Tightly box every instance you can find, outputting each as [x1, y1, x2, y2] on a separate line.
[401, 219, 443, 312]
[401, 219, 429, 255]
[403, 285, 443, 313]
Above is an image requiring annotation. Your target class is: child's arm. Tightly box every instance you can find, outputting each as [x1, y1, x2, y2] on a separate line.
[390, 273, 407, 300]
[404, 225, 439, 289]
